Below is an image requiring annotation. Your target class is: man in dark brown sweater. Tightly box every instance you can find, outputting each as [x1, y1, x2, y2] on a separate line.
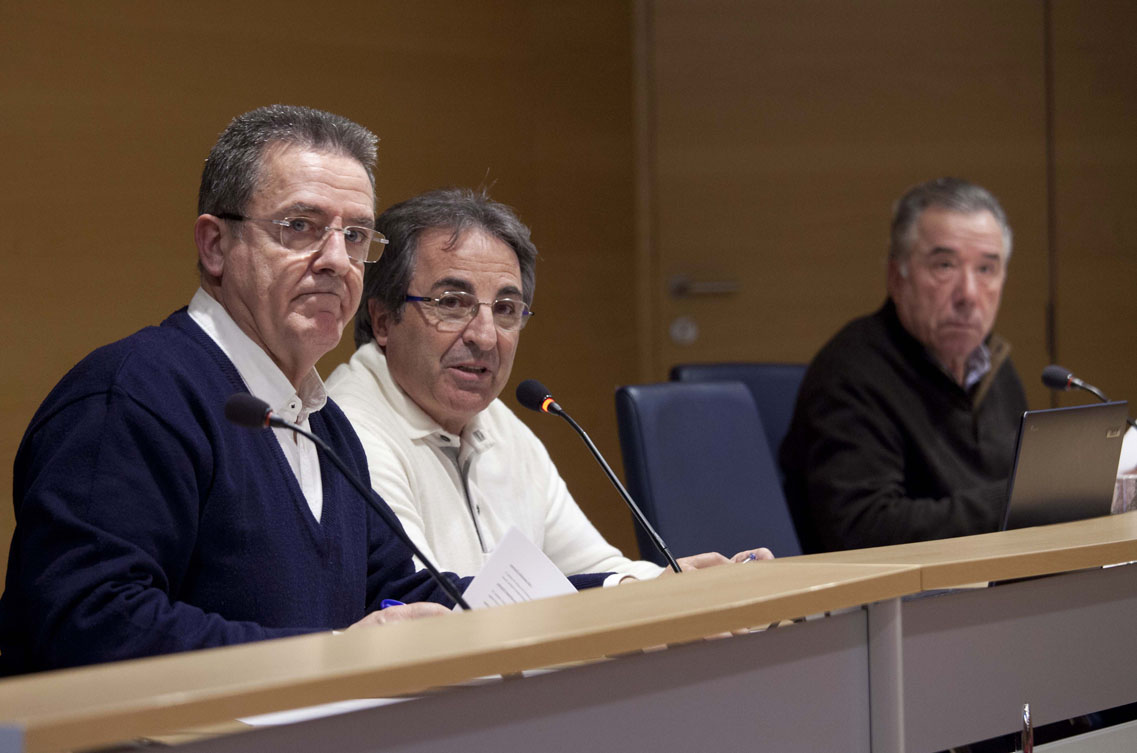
[780, 178, 1027, 553]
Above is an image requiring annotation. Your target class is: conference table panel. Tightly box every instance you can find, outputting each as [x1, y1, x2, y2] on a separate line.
[5, 515, 1137, 753]
[797, 513, 1137, 589]
[0, 561, 918, 753]
[157, 609, 873, 753]
[900, 563, 1137, 752]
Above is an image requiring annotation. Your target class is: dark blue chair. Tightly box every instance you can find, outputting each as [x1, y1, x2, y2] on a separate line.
[615, 381, 802, 564]
[670, 362, 807, 462]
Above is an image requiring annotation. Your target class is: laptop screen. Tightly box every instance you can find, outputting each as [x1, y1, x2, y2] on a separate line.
[1002, 401, 1129, 530]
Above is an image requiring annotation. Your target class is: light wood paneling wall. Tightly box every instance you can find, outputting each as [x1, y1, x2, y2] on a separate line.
[1050, 0, 1137, 407]
[0, 1, 641, 582]
[2, 1, 1135, 590]
[643, 0, 1052, 408]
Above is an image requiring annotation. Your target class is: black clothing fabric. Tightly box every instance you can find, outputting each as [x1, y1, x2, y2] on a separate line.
[780, 300, 1027, 553]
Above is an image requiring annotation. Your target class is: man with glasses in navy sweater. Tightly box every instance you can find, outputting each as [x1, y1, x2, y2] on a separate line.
[0, 106, 476, 675]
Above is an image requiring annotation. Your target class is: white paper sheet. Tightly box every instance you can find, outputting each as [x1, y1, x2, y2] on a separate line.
[459, 526, 577, 609]
[240, 698, 407, 726]
[239, 528, 573, 727]
[1118, 425, 1137, 474]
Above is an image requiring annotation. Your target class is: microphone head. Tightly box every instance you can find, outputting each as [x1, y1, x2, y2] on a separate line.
[516, 379, 558, 414]
[224, 393, 272, 429]
[1041, 364, 1074, 391]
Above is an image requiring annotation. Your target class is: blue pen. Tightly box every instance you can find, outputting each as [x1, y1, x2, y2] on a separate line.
[380, 599, 406, 609]
[738, 552, 758, 563]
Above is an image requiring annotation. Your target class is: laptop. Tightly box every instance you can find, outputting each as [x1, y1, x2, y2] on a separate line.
[1001, 401, 1129, 530]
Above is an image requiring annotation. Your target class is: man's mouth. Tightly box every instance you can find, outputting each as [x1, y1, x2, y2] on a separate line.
[452, 364, 490, 375]
[298, 290, 342, 299]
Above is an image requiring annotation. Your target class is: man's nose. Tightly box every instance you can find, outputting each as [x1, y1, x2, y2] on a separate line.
[312, 226, 354, 274]
[954, 267, 979, 307]
[462, 304, 498, 350]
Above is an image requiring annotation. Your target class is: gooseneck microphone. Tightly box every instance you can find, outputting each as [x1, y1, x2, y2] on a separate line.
[224, 393, 472, 611]
[1041, 364, 1108, 402]
[516, 379, 682, 573]
[1041, 365, 1137, 431]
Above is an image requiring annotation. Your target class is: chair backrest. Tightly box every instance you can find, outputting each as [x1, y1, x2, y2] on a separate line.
[615, 381, 802, 564]
[670, 362, 807, 461]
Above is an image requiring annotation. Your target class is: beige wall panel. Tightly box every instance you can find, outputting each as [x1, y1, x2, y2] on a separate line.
[0, 2, 641, 582]
[646, 0, 1050, 411]
[1051, 1, 1137, 408]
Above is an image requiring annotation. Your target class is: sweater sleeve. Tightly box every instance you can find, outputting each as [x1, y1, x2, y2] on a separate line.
[5, 386, 317, 674]
[788, 373, 1007, 552]
[362, 497, 472, 611]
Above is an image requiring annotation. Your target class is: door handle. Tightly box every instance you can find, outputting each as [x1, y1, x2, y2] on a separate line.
[668, 275, 740, 298]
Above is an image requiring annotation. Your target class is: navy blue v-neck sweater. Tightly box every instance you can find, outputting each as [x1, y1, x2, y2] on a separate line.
[0, 310, 468, 675]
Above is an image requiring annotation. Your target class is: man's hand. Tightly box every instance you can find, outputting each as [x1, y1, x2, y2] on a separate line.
[731, 547, 775, 562]
[659, 547, 777, 577]
[675, 551, 731, 571]
[346, 602, 451, 630]
[657, 551, 731, 576]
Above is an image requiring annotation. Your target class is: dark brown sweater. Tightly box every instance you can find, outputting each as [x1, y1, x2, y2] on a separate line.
[780, 300, 1028, 553]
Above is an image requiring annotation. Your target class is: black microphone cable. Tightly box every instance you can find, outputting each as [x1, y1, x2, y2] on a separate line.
[225, 393, 472, 611]
[515, 379, 682, 573]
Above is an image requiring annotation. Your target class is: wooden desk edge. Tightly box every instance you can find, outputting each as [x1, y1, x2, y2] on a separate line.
[1, 562, 919, 753]
[9, 511, 1137, 753]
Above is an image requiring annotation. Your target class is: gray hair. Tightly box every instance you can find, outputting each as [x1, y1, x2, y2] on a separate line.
[197, 104, 378, 217]
[889, 177, 1013, 263]
[353, 188, 538, 347]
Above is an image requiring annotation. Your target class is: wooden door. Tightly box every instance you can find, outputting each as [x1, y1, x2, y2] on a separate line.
[640, 0, 1052, 408]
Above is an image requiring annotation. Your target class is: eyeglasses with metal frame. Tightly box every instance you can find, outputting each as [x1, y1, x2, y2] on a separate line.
[215, 213, 388, 264]
[404, 291, 534, 332]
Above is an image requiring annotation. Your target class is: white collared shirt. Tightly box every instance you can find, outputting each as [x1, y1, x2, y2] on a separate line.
[188, 288, 327, 522]
[327, 341, 664, 586]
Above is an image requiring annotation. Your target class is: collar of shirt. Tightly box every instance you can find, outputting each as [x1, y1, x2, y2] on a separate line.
[354, 341, 495, 464]
[961, 342, 992, 392]
[923, 341, 991, 392]
[187, 288, 327, 423]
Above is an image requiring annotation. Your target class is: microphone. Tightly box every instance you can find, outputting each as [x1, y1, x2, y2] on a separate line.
[1041, 365, 1137, 431]
[224, 393, 471, 611]
[1041, 364, 1109, 402]
[515, 379, 682, 573]
[224, 392, 277, 429]
[516, 379, 564, 416]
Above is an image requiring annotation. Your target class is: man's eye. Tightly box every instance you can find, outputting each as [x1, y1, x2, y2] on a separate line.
[343, 227, 366, 244]
[287, 218, 314, 233]
[493, 300, 519, 317]
[437, 294, 468, 310]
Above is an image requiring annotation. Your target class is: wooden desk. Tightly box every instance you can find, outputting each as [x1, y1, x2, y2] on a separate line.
[0, 561, 919, 753]
[2, 515, 1137, 753]
[804, 512, 1137, 751]
[797, 511, 1137, 589]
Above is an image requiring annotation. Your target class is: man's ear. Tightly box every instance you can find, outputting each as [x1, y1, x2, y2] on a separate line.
[885, 257, 905, 298]
[194, 214, 226, 278]
[369, 298, 393, 347]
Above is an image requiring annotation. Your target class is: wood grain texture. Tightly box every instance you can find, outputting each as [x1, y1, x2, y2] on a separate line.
[645, 0, 1050, 399]
[5, 512, 1137, 752]
[797, 511, 1137, 588]
[0, 559, 919, 752]
[0, 1, 641, 581]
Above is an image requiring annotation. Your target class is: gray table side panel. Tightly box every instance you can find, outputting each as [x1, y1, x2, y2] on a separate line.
[901, 564, 1137, 752]
[165, 609, 871, 753]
